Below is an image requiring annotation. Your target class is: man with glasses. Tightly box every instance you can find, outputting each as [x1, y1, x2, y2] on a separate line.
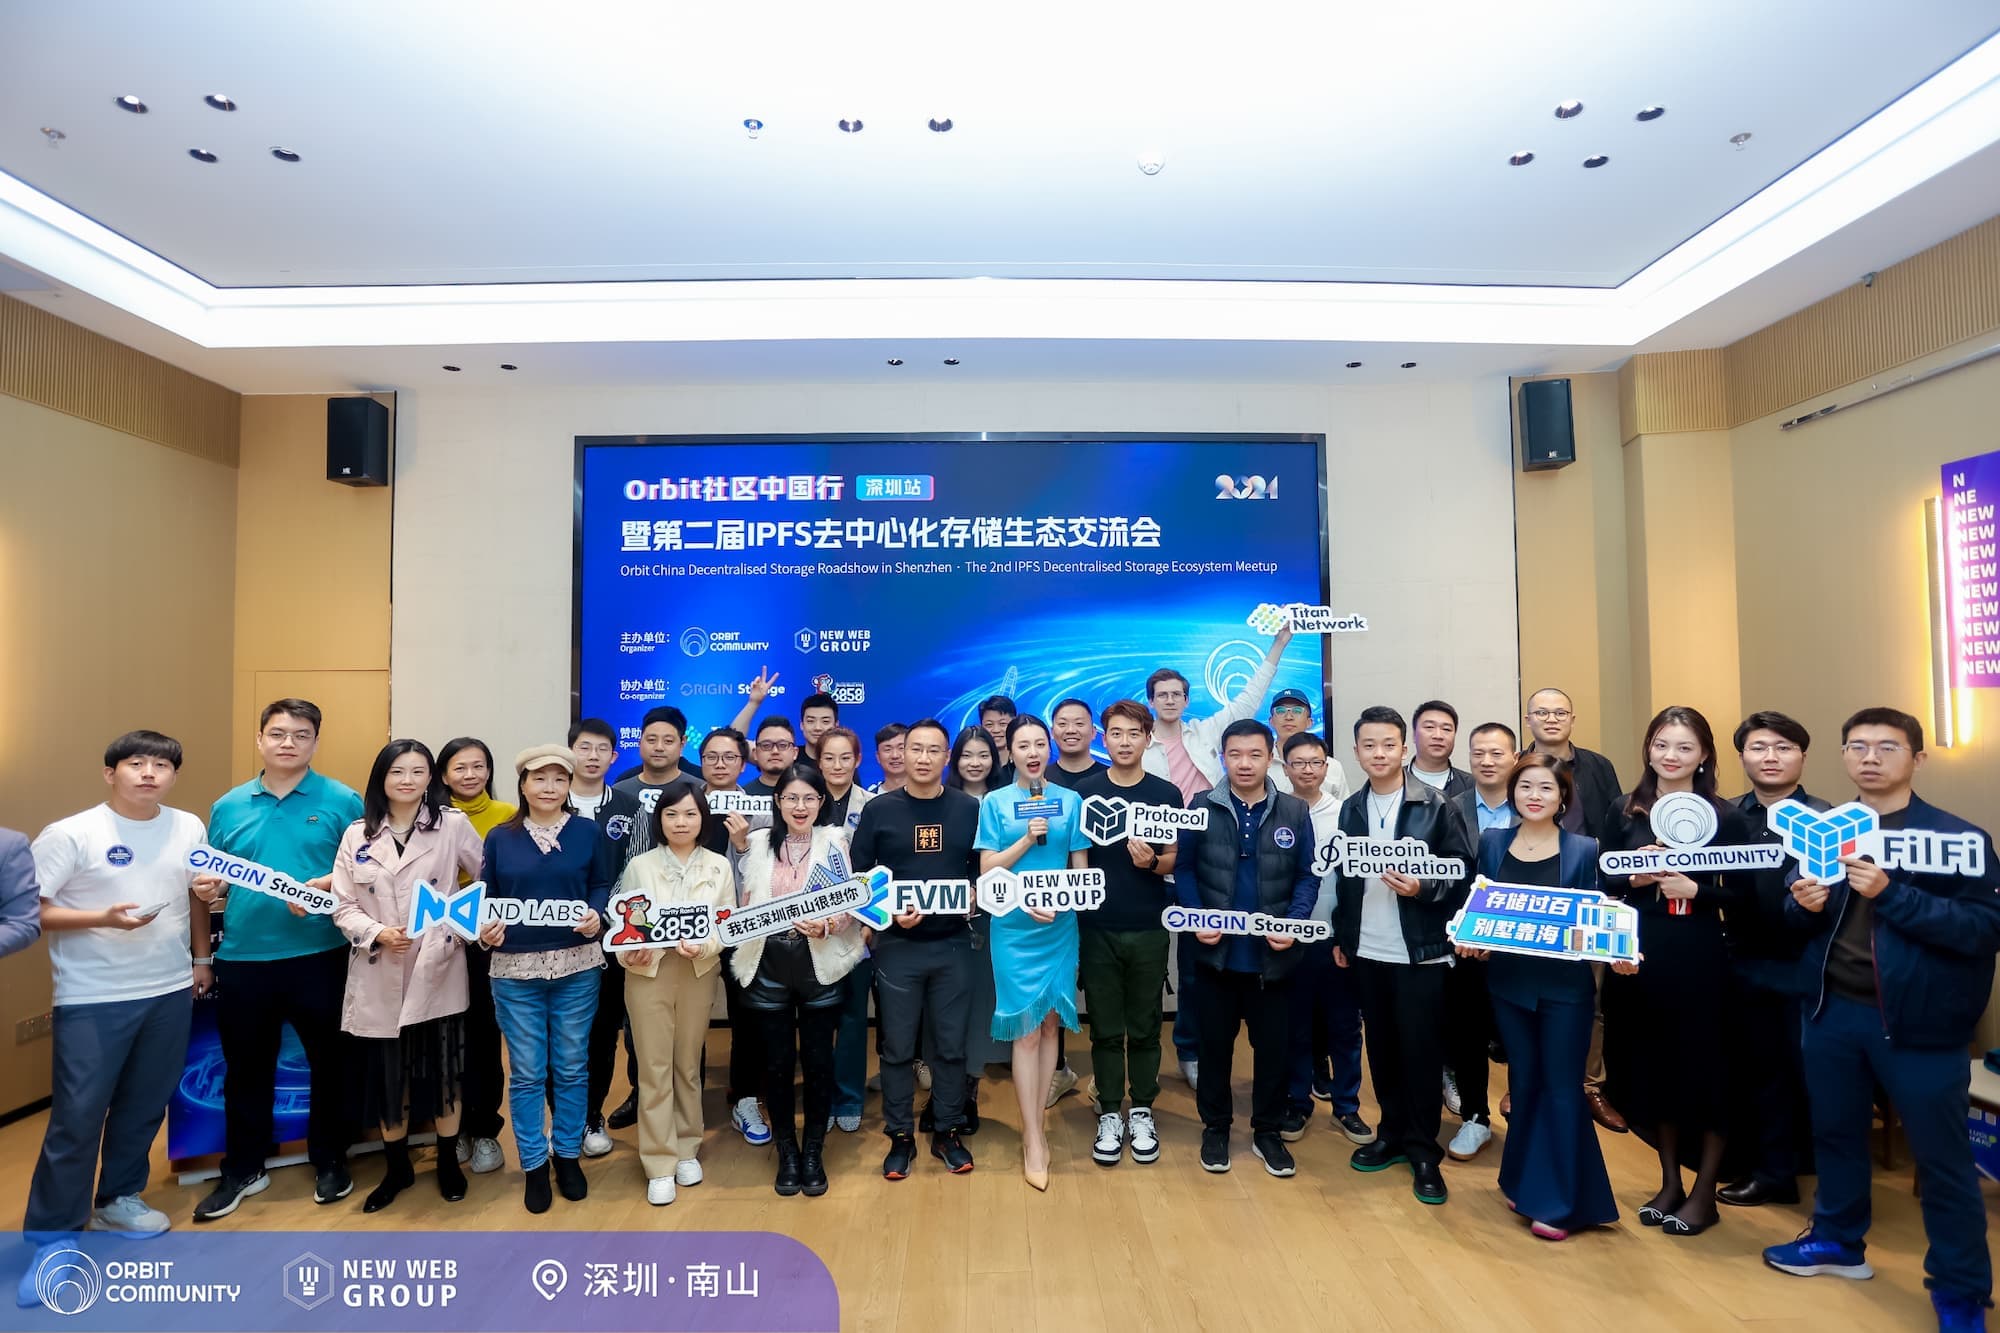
[1765, 709, 2000, 1332]
[1268, 689, 1345, 798]
[1523, 687, 1627, 1134]
[1278, 730, 1371, 1147]
[191, 699, 363, 1221]
[1716, 711, 1824, 1209]
[850, 719, 981, 1179]
[566, 719, 619, 820]
[744, 718, 799, 798]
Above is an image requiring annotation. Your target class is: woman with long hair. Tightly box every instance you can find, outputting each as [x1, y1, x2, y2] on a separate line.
[976, 715, 1090, 1190]
[1460, 754, 1633, 1240]
[947, 726, 1000, 799]
[733, 763, 862, 1196]
[329, 740, 487, 1211]
[1601, 706, 1753, 1237]
[615, 779, 735, 1206]
[435, 735, 514, 1177]
[476, 745, 610, 1214]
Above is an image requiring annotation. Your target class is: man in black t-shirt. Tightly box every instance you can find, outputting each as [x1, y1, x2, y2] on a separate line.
[1049, 697, 1109, 788]
[1074, 701, 1181, 1167]
[849, 718, 982, 1180]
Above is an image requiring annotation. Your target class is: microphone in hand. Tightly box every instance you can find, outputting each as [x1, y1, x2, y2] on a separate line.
[1031, 782, 1047, 846]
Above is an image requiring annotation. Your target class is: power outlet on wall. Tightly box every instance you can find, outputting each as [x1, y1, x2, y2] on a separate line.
[15, 1011, 52, 1044]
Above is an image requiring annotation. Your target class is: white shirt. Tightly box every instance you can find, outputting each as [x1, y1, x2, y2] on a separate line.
[570, 787, 610, 821]
[1356, 787, 1410, 964]
[33, 803, 205, 1005]
[1408, 764, 1452, 791]
[1302, 790, 1343, 924]
[1272, 753, 1352, 802]
[1140, 651, 1282, 790]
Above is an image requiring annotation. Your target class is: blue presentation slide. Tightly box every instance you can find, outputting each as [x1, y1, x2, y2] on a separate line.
[575, 435, 1329, 782]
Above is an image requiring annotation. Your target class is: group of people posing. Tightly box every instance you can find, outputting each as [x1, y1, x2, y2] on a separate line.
[10, 622, 2000, 1330]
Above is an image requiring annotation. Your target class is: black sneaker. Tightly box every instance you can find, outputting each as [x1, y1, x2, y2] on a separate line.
[1337, 1112, 1376, 1145]
[552, 1155, 589, 1201]
[1411, 1158, 1448, 1205]
[192, 1169, 269, 1222]
[918, 1100, 935, 1134]
[1251, 1132, 1297, 1177]
[961, 1096, 980, 1136]
[931, 1130, 974, 1174]
[1200, 1128, 1230, 1173]
[607, 1092, 639, 1131]
[1350, 1139, 1408, 1172]
[1279, 1104, 1310, 1143]
[314, 1162, 353, 1205]
[800, 1144, 828, 1197]
[882, 1132, 916, 1181]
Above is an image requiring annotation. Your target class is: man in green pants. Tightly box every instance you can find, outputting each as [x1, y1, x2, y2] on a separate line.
[1074, 700, 1182, 1166]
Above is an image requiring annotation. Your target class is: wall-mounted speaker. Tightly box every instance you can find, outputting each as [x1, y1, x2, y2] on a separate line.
[1518, 378, 1575, 471]
[327, 396, 390, 486]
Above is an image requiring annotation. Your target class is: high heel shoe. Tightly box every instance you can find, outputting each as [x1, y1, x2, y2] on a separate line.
[1023, 1145, 1050, 1192]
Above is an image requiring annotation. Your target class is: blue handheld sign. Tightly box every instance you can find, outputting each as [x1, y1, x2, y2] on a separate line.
[1446, 876, 1639, 964]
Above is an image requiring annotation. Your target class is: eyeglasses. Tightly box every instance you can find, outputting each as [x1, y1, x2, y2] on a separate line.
[1528, 709, 1573, 722]
[756, 740, 797, 753]
[1744, 742, 1801, 757]
[263, 729, 316, 744]
[1287, 758, 1327, 770]
[1842, 741, 1909, 758]
[778, 793, 823, 807]
[1151, 691, 1187, 703]
[1271, 705, 1308, 718]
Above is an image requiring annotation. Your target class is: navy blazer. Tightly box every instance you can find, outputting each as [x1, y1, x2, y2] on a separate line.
[1474, 825, 1600, 1009]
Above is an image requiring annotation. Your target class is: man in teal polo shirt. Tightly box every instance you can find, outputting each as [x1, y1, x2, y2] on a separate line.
[190, 698, 363, 1220]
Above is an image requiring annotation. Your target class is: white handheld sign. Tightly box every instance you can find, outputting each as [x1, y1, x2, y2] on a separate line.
[1079, 794, 1208, 846]
[716, 877, 870, 947]
[186, 845, 337, 915]
[481, 897, 594, 929]
[1248, 602, 1368, 636]
[705, 790, 773, 818]
[602, 889, 715, 953]
[408, 879, 485, 940]
[1770, 799, 1988, 885]
[1315, 834, 1464, 880]
[1160, 905, 1330, 943]
[976, 867, 1107, 917]
[889, 879, 973, 916]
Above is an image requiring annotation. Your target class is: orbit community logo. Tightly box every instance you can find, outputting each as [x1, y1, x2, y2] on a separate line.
[680, 628, 710, 657]
[31, 1247, 101, 1315]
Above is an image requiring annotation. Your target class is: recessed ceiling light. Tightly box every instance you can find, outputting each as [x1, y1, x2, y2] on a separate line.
[187, 148, 218, 163]
[886, 358, 904, 366]
[942, 358, 960, 366]
[204, 94, 236, 112]
[838, 118, 863, 133]
[1554, 100, 1584, 119]
[928, 117, 953, 133]
[1731, 131, 1754, 147]
[115, 95, 147, 114]
[743, 118, 763, 139]
[1345, 361, 1363, 369]
[442, 365, 462, 372]
[1508, 150, 1534, 166]
[499, 363, 518, 371]
[1582, 154, 1609, 168]
[1636, 105, 1666, 122]
[270, 147, 301, 162]
[41, 127, 65, 147]
[1400, 361, 1418, 369]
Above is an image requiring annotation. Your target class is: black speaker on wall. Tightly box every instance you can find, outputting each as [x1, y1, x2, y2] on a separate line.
[1518, 378, 1575, 471]
[327, 396, 390, 486]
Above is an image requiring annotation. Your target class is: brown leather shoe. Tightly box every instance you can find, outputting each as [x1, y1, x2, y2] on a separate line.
[1500, 1092, 1512, 1118]
[1585, 1089, 1629, 1133]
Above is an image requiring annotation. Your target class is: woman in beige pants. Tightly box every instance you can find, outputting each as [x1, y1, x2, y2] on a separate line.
[613, 780, 736, 1205]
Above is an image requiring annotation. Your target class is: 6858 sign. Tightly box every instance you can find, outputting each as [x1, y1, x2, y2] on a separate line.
[602, 890, 715, 954]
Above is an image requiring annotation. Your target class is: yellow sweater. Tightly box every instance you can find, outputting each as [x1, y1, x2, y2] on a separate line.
[451, 791, 517, 885]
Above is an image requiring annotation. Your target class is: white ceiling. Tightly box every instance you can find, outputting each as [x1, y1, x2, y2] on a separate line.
[1, 1, 1998, 391]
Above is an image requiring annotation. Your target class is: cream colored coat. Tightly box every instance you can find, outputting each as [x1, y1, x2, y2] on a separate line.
[730, 826, 863, 987]
[329, 807, 485, 1038]
[613, 844, 734, 979]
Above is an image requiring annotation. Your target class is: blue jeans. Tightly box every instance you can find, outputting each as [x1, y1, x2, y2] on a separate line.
[1803, 995, 1990, 1305]
[1286, 941, 1363, 1114]
[833, 955, 875, 1118]
[492, 967, 600, 1171]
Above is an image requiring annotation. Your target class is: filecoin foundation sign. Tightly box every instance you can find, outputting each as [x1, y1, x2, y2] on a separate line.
[1943, 449, 2000, 688]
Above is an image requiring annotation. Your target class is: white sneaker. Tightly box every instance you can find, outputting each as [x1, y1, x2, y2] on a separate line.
[732, 1097, 772, 1146]
[1442, 1069, 1464, 1119]
[646, 1175, 677, 1206]
[456, 1136, 471, 1164]
[1127, 1107, 1160, 1163]
[1447, 1119, 1493, 1161]
[915, 1060, 933, 1091]
[835, 1114, 862, 1133]
[1179, 1059, 1200, 1090]
[674, 1158, 703, 1187]
[467, 1136, 504, 1174]
[581, 1124, 614, 1158]
[91, 1195, 169, 1236]
[1046, 1063, 1080, 1109]
[1092, 1112, 1125, 1166]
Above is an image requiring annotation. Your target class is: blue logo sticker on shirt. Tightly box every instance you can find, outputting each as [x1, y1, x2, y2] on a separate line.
[106, 844, 134, 867]
[1272, 827, 1296, 850]
[355, 847, 371, 864]
[307, 815, 320, 823]
[606, 814, 633, 842]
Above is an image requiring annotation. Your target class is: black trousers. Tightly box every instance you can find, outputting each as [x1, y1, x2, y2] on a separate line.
[1444, 953, 1494, 1122]
[875, 933, 975, 1135]
[721, 952, 766, 1102]
[1192, 966, 1290, 1134]
[1354, 956, 1448, 1168]
[1727, 967, 1810, 1187]
[216, 946, 353, 1177]
[757, 1003, 839, 1149]
[583, 961, 638, 1120]
[461, 944, 506, 1139]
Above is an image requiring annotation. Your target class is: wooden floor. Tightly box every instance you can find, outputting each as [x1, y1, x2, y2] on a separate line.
[2, 1031, 1991, 1332]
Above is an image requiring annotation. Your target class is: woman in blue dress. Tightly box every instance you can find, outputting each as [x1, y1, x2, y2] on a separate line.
[977, 714, 1090, 1191]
